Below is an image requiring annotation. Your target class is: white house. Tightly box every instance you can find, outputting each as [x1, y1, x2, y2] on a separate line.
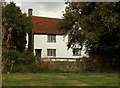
[27, 9, 86, 59]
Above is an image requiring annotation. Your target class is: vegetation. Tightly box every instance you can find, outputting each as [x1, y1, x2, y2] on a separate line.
[2, 73, 118, 86]
[2, 53, 85, 73]
[2, 2, 34, 73]
[2, 49, 35, 73]
[1, 2, 119, 87]
[2, 2, 32, 52]
[60, 2, 120, 71]
[1, 50, 95, 73]
[2, 2, 119, 74]
[2, 50, 71, 73]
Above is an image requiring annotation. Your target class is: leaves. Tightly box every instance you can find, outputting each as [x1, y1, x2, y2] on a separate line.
[61, 2, 120, 70]
[2, 2, 32, 52]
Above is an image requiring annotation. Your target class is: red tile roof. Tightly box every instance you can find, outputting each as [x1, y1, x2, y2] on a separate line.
[32, 16, 65, 35]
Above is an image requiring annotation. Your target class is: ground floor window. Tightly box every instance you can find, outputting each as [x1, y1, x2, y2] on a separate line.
[47, 49, 56, 56]
[73, 48, 81, 56]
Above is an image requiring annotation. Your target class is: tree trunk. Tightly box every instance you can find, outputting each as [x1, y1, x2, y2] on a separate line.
[28, 32, 33, 52]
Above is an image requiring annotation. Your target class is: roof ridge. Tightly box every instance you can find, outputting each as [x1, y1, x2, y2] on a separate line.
[32, 16, 62, 20]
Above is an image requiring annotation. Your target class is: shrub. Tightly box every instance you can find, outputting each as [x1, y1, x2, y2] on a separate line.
[76, 57, 101, 72]
[3, 51, 109, 73]
[18, 50, 35, 64]
[2, 50, 19, 73]
[2, 49, 35, 73]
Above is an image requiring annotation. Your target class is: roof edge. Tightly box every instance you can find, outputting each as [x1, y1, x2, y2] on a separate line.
[33, 33, 64, 35]
[32, 16, 63, 20]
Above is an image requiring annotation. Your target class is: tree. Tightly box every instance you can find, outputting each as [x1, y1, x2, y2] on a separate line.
[2, 2, 32, 52]
[61, 2, 120, 70]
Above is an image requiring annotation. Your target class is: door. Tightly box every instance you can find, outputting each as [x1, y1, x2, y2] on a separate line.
[35, 49, 42, 58]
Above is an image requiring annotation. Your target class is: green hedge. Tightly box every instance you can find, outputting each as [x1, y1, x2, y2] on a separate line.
[3, 50, 109, 73]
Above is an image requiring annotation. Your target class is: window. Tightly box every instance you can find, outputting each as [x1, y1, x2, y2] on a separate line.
[73, 48, 81, 56]
[47, 35, 56, 42]
[47, 49, 56, 56]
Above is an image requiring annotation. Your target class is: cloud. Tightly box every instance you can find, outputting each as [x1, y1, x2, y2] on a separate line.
[24, 2, 65, 18]
[6, 1, 66, 18]
[31, 2, 65, 18]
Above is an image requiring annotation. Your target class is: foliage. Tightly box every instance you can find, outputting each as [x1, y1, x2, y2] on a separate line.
[3, 53, 90, 73]
[61, 2, 120, 70]
[3, 50, 115, 73]
[2, 49, 35, 73]
[0, 3, 2, 23]
[2, 2, 32, 52]
[3, 50, 63, 73]
[2, 50, 19, 73]
[18, 50, 35, 64]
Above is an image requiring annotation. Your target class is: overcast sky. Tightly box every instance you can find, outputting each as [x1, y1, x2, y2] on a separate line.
[5, 0, 66, 18]
[4, 0, 118, 18]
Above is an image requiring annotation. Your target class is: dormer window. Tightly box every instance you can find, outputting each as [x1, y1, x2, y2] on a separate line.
[47, 35, 56, 42]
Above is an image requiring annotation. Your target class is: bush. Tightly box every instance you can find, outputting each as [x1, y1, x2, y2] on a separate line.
[76, 57, 101, 72]
[19, 50, 35, 64]
[3, 50, 63, 73]
[2, 49, 35, 73]
[3, 51, 108, 73]
[2, 50, 19, 73]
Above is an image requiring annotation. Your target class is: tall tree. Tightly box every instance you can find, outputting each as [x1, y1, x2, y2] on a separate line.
[61, 2, 120, 70]
[2, 2, 32, 52]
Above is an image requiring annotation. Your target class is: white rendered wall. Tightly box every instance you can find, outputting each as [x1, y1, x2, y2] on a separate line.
[26, 33, 28, 48]
[34, 34, 86, 58]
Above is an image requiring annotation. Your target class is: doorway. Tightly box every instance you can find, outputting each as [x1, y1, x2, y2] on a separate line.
[35, 49, 42, 58]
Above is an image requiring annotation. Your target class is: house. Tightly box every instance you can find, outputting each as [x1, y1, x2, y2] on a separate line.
[26, 8, 86, 60]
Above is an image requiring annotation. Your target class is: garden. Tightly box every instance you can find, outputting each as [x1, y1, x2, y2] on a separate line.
[2, 50, 119, 86]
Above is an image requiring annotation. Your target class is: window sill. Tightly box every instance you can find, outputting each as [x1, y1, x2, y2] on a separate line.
[47, 41, 56, 43]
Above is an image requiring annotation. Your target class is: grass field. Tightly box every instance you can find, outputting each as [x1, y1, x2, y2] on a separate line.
[2, 72, 118, 86]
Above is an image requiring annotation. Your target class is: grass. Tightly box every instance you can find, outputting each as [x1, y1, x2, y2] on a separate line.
[2, 72, 118, 86]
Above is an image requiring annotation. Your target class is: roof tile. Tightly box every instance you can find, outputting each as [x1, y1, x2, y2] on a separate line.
[32, 16, 65, 34]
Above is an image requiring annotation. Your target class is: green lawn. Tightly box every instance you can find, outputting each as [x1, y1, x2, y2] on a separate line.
[2, 72, 118, 86]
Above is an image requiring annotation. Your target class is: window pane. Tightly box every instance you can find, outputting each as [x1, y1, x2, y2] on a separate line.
[47, 49, 56, 56]
[52, 49, 56, 56]
[50, 49, 52, 56]
[54, 49, 56, 56]
[47, 49, 49, 56]
[47, 35, 56, 42]
[47, 35, 51, 42]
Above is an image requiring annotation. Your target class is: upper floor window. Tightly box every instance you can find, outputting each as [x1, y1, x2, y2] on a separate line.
[47, 35, 56, 42]
[73, 48, 81, 56]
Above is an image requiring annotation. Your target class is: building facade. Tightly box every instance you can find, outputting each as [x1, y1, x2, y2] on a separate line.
[27, 9, 86, 59]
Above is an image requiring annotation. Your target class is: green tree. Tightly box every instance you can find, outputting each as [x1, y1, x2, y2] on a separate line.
[2, 2, 32, 52]
[61, 2, 120, 70]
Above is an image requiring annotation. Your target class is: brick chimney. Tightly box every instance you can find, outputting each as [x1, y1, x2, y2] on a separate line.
[28, 8, 33, 16]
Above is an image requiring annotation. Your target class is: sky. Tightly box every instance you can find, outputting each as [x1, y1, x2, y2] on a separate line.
[4, 0, 66, 18]
[3, 0, 119, 18]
